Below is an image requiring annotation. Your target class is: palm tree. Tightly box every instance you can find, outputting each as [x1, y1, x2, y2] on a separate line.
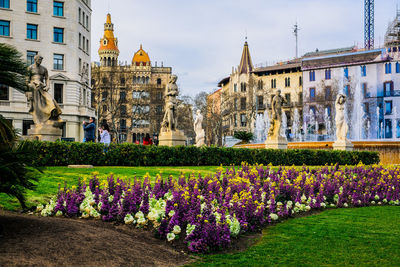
[0, 44, 37, 209]
[0, 43, 28, 93]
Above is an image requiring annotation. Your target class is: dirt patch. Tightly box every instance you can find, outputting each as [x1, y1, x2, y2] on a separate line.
[0, 210, 194, 267]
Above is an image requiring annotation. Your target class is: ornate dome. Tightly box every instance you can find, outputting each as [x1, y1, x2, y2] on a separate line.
[132, 45, 150, 66]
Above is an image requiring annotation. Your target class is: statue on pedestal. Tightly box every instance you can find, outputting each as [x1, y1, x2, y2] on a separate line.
[194, 110, 205, 147]
[161, 75, 178, 132]
[265, 89, 288, 149]
[25, 55, 63, 140]
[333, 93, 353, 150]
[158, 74, 186, 146]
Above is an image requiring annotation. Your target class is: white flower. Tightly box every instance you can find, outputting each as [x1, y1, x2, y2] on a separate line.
[371, 201, 376, 205]
[270, 213, 279, 221]
[374, 195, 379, 200]
[378, 202, 382, 205]
[277, 202, 283, 206]
[168, 210, 175, 217]
[186, 224, 196, 236]
[286, 201, 293, 208]
[137, 217, 146, 226]
[135, 211, 144, 219]
[343, 203, 348, 207]
[81, 211, 89, 219]
[320, 203, 326, 208]
[108, 195, 114, 202]
[330, 203, 335, 207]
[172, 225, 181, 235]
[124, 214, 135, 225]
[55, 210, 63, 217]
[305, 205, 311, 211]
[358, 200, 362, 205]
[167, 232, 176, 242]
[334, 194, 339, 203]
[36, 204, 44, 212]
[229, 217, 241, 237]
[312, 199, 317, 204]
[301, 194, 307, 203]
[383, 199, 388, 203]
[293, 207, 300, 213]
[90, 209, 100, 219]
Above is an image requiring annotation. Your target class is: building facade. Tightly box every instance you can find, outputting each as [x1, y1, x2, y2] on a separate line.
[91, 14, 174, 143]
[0, 0, 94, 141]
[218, 41, 303, 140]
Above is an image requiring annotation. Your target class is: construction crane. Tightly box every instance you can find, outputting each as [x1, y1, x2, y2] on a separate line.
[364, 0, 374, 49]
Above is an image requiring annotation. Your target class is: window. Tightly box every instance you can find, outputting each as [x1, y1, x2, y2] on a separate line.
[79, 8, 81, 23]
[120, 105, 127, 116]
[26, 51, 37, 65]
[309, 87, 315, 102]
[285, 77, 290, 87]
[240, 97, 246, 110]
[54, 83, 63, 103]
[240, 82, 246, 92]
[325, 69, 331, 80]
[271, 79, 276, 88]
[53, 27, 63, 43]
[86, 39, 89, 52]
[396, 62, 400, 73]
[233, 114, 237, 127]
[0, 20, 10, 36]
[79, 33, 81, 48]
[385, 63, 392, 74]
[82, 36, 85, 51]
[22, 120, 34, 135]
[102, 91, 108, 99]
[0, 84, 9, 100]
[309, 71, 315, 81]
[120, 119, 126, 130]
[53, 54, 64, 70]
[385, 101, 393, 115]
[397, 120, 400, 138]
[121, 77, 125, 85]
[0, 0, 10, 9]
[27, 0, 37, 12]
[258, 80, 263, 90]
[234, 98, 237, 110]
[385, 119, 392, 139]
[384, 81, 394, 97]
[120, 91, 126, 102]
[344, 85, 350, 96]
[157, 78, 161, 85]
[325, 86, 331, 101]
[310, 106, 316, 116]
[361, 65, 367, 77]
[344, 67, 349, 79]
[102, 105, 107, 112]
[326, 105, 331, 116]
[257, 95, 263, 108]
[27, 24, 38, 40]
[156, 91, 163, 100]
[53, 1, 64, 16]
[233, 83, 237, 92]
[86, 15, 89, 28]
[240, 114, 247, 127]
[156, 105, 163, 115]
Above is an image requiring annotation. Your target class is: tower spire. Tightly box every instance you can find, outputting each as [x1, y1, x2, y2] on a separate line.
[98, 13, 119, 67]
[238, 40, 253, 74]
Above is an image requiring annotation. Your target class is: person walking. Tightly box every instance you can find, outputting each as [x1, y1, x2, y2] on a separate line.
[99, 123, 111, 145]
[143, 133, 153, 145]
[83, 117, 96, 142]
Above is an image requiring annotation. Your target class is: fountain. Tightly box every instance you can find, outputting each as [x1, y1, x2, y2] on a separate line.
[324, 108, 331, 139]
[254, 113, 265, 143]
[350, 70, 362, 140]
[292, 108, 300, 141]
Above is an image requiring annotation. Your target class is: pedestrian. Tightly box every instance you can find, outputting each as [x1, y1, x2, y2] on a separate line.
[98, 123, 111, 145]
[143, 133, 153, 145]
[83, 117, 96, 142]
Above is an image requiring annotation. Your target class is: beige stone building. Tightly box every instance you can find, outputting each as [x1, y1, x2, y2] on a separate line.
[0, 0, 95, 141]
[91, 14, 174, 143]
[218, 41, 303, 139]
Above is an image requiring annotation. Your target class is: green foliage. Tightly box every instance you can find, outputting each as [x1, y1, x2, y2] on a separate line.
[193, 206, 400, 266]
[21, 140, 380, 167]
[233, 131, 254, 143]
[0, 43, 29, 93]
[0, 115, 38, 209]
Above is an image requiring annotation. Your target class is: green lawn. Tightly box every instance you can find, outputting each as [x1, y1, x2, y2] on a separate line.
[0, 166, 219, 211]
[193, 206, 400, 266]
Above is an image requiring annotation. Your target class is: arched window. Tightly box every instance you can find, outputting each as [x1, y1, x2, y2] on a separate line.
[157, 78, 162, 85]
[132, 133, 137, 143]
[299, 76, 302, 86]
[145, 77, 149, 84]
[287, 77, 290, 87]
[258, 80, 263, 90]
[107, 57, 111, 66]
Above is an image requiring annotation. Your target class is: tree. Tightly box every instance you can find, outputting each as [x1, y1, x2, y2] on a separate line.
[0, 44, 28, 93]
[0, 44, 37, 209]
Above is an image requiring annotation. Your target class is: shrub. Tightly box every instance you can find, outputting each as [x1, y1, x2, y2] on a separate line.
[21, 140, 380, 166]
[233, 131, 253, 143]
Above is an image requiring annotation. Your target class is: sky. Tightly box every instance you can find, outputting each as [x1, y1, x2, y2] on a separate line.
[91, 0, 397, 96]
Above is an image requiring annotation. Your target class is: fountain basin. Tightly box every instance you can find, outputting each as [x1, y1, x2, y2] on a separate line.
[235, 141, 400, 165]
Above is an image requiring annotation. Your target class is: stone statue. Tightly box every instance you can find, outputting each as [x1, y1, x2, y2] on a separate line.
[267, 89, 287, 140]
[26, 55, 62, 126]
[161, 75, 178, 131]
[194, 109, 205, 147]
[335, 93, 348, 142]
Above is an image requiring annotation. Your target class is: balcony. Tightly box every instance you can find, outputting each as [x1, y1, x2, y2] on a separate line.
[257, 104, 266, 110]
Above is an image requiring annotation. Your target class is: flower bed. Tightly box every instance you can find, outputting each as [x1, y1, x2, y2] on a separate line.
[37, 164, 400, 253]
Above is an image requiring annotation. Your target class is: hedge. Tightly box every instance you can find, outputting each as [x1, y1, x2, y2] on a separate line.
[21, 140, 380, 166]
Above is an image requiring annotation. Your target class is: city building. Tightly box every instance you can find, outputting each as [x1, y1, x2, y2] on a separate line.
[91, 14, 175, 143]
[206, 88, 222, 146]
[218, 41, 303, 139]
[0, 0, 95, 141]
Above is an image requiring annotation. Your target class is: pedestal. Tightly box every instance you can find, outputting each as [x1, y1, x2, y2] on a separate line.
[332, 140, 354, 151]
[28, 123, 62, 142]
[265, 136, 288, 149]
[159, 130, 186, 146]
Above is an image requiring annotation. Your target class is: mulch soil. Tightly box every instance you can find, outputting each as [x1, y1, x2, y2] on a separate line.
[0, 210, 194, 267]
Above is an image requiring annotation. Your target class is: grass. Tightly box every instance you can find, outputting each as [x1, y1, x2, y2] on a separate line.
[0, 166, 219, 211]
[193, 206, 400, 266]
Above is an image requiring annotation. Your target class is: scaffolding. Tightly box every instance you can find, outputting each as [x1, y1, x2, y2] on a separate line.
[384, 10, 400, 47]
